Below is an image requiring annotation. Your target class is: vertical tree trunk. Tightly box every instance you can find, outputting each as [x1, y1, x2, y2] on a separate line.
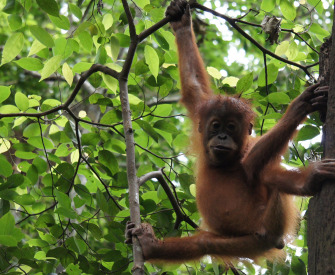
[307, 5, 335, 274]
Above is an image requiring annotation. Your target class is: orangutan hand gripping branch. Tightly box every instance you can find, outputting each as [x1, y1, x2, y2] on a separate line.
[126, 0, 333, 262]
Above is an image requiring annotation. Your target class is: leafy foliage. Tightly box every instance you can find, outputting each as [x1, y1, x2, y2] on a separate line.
[0, 0, 333, 274]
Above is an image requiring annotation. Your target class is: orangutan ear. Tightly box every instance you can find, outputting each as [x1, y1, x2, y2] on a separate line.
[248, 123, 253, 135]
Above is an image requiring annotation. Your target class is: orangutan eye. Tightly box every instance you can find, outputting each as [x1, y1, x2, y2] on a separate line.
[227, 123, 236, 131]
[212, 121, 220, 129]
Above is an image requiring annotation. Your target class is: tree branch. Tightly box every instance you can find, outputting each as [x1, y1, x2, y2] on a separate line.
[139, 169, 198, 229]
[191, 2, 316, 78]
[0, 64, 119, 119]
[119, 1, 144, 273]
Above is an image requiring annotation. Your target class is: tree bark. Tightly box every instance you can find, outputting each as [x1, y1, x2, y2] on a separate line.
[307, 5, 335, 274]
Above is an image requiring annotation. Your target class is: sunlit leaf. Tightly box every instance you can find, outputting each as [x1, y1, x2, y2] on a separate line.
[133, 0, 150, 9]
[78, 31, 93, 52]
[280, 0, 296, 21]
[30, 25, 54, 48]
[28, 40, 46, 56]
[62, 62, 73, 86]
[222, 76, 239, 86]
[144, 45, 159, 81]
[40, 55, 63, 81]
[15, 92, 29, 111]
[69, 3, 82, 19]
[261, 0, 276, 12]
[1, 32, 24, 66]
[15, 57, 43, 71]
[236, 72, 253, 93]
[102, 14, 113, 30]
[258, 63, 279, 86]
[0, 86, 11, 103]
[267, 92, 290, 105]
[207, 66, 222, 79]
[49, 15, 70, 30]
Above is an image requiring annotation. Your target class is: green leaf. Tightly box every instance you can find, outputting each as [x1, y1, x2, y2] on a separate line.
[41, 99, 62, 111]
[0, 235, 17, 246]
[15, 194, 35, 205]
[102, 14, 113, 30]
[286, 41, 298, 61]
[74, 184, 92, 200]
[261, 0, 276, 12]
[96, 189, 109, 213]
[74, 196, 85, 208]
[258, 63, 279, 86]
[236, 72, 253, 93]
[40, 55, 62, 81]
[100, 110, 121, 124]
[65, 39, 79, 58]
[78, 31, 93, 52]
[1, 32, 24, 66]
[0, 104, 20, 114]
[102, 74, 118, 93]
[69, 3, 82, 19]
[66, 263, 82, 275]
[260, 113, 283, 120]
[27, 136, 54, 150]
[280, 0, 296, 21]
[135, 120, 160, 142]
[189, 184, 196, 197]
[0, 0, 5, 10]
[55, 207, 77, 219]
[62, 63, 73, 86]
[72, 62, 93, 73]
[33, 157, 48, 174]
[275, 41, 290, 56]
[28, 39, 46, 56]
[128, 94, 142, 105]
[110, 36, 120, 61]
[0, 86, 11, 103]
[15, 92, 29, 111]
[133, 0, 150, 8]
[173, 134, 188, 150]
[49, 15, 70, 30]
[0, 212, 23, 246]
[30, 25, 54, 48]
[296, 125, 320, 141]
[95, 46, 107, 64]
[56, 163, 75, 181]
[15, 57, 43, 71]
[144, 45, 159, 81]
[267, 92, 290, 105]
[36, 0, 59, 17]
[98, 150, 119, 175]
[87, 223, 103, 240]
[307, 0, 323, 14]
[54, 189, 71, 208]
[0, 155, 13, 177]
[153, 120, 178, 133]
[309, 23, 330, 37]
[179, 173, 194, 197]
[0, 212, 15, 236]
[291, 256, 307, 275]
[154, 32, 169, 50]
[8, 14, 22, 31]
